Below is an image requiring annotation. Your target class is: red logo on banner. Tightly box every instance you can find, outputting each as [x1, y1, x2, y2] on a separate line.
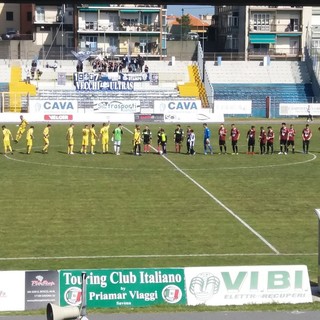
[44, 115, 73, 121]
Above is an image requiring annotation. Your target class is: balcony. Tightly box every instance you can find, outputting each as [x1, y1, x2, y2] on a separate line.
[248, 47, 302, 59]
[249, 23, 302, 33]
[249, 6, 303, 10]
[79, 20, 160, 33]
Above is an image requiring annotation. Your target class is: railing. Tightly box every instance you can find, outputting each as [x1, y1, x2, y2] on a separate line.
[248, 48, 302, 57]
[0, 33, 33, 41]
[248, 23, 302, 33]
[79, 22, 161, 32]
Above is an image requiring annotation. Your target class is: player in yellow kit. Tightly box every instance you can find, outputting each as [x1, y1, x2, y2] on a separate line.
[15, 115, 28, 142]
[81, 124, 90, 154]
[99, 121, 110, 154]
[66, 124, 75, 155]
[42, 124, 51, 154]
[26, 126, 34, 154]
[90, 124, 98, 155]
[2, 125, 13, 154]
[133, 124, 142, 155]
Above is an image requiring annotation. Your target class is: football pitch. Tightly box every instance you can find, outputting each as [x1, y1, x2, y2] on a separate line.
[0, 120, 319, 286]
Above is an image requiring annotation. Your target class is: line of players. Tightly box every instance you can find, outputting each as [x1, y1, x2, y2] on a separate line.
[244, 122, 313, 155]
[1, 116, 316, 156]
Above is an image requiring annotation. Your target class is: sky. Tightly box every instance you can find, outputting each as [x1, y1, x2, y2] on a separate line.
[166, 5, 215, 17]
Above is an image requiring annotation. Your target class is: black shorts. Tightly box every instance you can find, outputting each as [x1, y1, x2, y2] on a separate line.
[280, 139, 287, 145]
[287, 140, 295, 146]
[219, 139, 226, 146]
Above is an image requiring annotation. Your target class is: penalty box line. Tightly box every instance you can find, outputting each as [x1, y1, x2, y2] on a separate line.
[123, 126, 280, 255]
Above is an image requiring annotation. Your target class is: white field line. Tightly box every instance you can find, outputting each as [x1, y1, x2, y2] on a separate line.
[3, 146, 317, 172]
[124, 127, 280, 255]
[0, 252, 316, 261]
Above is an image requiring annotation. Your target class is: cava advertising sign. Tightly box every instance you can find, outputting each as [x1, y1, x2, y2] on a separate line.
[60, 268, 186, 308]
[185, 265, 312, 306]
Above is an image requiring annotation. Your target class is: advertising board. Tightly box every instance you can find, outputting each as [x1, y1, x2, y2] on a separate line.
[60, 268, 186, 308]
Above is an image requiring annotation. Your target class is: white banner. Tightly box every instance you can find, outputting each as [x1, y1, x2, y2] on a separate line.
[29, 100, 78, 114]
[154, 100, 202, 114]
[0, 271, 25, 311]
[164, 109, 224, 123]
[214, 100, 252, 114]
[93, 100, 140, 113]
[185, 265, 312, 306]
[280, 103, 320, 116]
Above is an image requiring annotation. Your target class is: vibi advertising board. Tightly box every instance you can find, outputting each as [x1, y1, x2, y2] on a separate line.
[184, 265, 312, 306]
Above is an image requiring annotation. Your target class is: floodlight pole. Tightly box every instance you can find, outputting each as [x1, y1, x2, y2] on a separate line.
[79, 272, 89, 320]
[314, 209, 320, 292]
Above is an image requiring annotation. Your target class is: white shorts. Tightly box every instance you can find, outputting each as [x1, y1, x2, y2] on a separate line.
[114, 140, 121, 146]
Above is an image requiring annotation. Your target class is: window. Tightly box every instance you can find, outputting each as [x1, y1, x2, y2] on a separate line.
[227, 12, 238, 27]
[142, 13, 152, 25]
[6, 11, 13, 21]
[27, 11, 32, 22]
[312, 39, 320, 48]
[36, 6, 45, 22]
[253, 13, 270, 31]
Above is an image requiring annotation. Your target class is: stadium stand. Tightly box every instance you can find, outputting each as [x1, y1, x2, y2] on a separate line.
[206, 61, 315, 117]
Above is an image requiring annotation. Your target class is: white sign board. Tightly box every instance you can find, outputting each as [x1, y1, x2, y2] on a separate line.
[164, 109, 224, 123]
[214, 100, 252, 114]
[93, 100, 140, 113]
[280, 103, 320, 116]
[0, 271, 25, 311]
[29, 100, 78, 113]
[154, 100, 202, 114]
[185, 265, 312, 306]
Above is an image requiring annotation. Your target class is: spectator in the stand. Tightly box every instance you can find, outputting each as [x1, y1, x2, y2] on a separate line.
[76, 61, 83, 72]
[137, 54, 144, 72]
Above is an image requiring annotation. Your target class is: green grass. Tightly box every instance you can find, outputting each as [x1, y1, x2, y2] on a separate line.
[0, 120, 320, 312]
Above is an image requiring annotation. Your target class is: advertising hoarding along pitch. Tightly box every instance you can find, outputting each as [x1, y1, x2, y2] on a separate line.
[0, 271, 25, 311]
[279, 103, 320, 116]
[25, 271, 59, 310]
[60, 268, 186, 308]
[184, 265, 312, 306]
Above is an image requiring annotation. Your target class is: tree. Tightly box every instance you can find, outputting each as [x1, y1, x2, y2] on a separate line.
[176, 14, 191, 40]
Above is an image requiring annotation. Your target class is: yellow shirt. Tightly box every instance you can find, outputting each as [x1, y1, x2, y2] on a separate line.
[82, 128, 90, 138]
[133, 129, 141, 144]
[67, 127, 73, 140]
[3, 128, 12, 141]
[100, 125, 109, 137]
[26, 128, 34, 140]
[20, 119, 28, 130]
[43, 127, 50, 138]
[90, 127, 97, 140]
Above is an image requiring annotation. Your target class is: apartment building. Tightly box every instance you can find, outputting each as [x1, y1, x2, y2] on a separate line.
[0, 3, 167, 59]
[76, 4, 167, 58]
[213, 5, 312, 61]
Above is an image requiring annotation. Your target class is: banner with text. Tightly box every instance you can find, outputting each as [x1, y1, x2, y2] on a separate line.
[29, 100, 78, 114]
[154, 100, 202, 114]
[74, 72, 135, 91]
[59, 268, 186, 308]
[279, 103, 320, 116]
[184, 265, 312, 306]
[93, 100, 140, 113]
[25, 270, 59, 310]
